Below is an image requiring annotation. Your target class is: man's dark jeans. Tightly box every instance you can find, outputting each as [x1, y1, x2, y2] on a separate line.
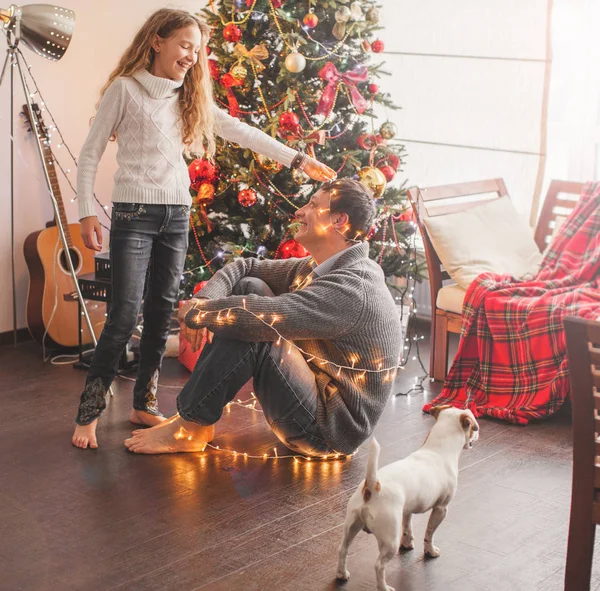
[75, 203, 189, 425]
[176, 277, 333, 457]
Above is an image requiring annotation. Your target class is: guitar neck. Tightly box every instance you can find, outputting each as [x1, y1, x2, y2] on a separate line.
[40, 138, 72, 247]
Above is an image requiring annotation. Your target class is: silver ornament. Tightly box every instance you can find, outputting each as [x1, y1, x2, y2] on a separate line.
[285, 51, 306, 73]
[379, 121, 397, 140]
[292, 168, 310, 184]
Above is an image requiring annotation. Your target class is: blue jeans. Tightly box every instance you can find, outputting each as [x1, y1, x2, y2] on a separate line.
[75, 203, 189, 425]
[176, 278, 333, 457]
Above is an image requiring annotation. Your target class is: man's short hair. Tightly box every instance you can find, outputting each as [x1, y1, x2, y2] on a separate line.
[323, 178, 377, 241]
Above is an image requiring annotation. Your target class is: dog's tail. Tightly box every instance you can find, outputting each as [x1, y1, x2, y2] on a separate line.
[362, 437, 381, 503]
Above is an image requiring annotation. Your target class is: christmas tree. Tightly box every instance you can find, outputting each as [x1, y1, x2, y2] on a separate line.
[181, 0, 424, 300]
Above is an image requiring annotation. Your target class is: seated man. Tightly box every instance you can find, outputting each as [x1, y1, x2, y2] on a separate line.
[124, 179, 403, 456]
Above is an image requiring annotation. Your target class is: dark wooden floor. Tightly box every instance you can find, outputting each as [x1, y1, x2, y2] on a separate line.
[1, 334, 598, 591]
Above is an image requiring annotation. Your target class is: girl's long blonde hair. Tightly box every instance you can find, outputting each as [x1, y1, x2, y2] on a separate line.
[98, 8, 216, 158]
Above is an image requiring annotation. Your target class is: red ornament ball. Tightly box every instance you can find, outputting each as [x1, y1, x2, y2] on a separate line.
[372, 39, 385, 53]
[208, 59, 220, 80]
[387, 153, 401, 170]
[223, 23, 242, 43]
[278, 110, 300, 131]
[205, 45, 212, 56]
[368, 83, 379, 94]
[379, 164, 396, 182]
[279, 239, 309, 259]
[303, 13, 319, 29]
[188, 158, 218, 190]
[271, 0, 283, 6]
[193, 280, 208, 295]
[357, 133, 375, 150]
[238, 188, 258, 207]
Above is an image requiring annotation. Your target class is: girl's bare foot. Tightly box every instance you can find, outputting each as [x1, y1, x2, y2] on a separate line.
[72, 419, 99, 449]
[124, 415, 215, 454]
[129, 408, 167, 427]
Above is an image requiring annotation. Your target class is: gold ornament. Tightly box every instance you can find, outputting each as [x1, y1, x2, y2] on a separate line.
[379, 121, 397, 140]
[333, 6, 351, 40]
[349, 1, 363, 20]
[336, 6, 351, 22]
[357, 166, 387, 198]
[292, 168, 310, 184]
[233, 42, 269, 73]
[366, 7, 380, 23]
[230, 61, 248, 81]
[285, 51, 306, 73]
[256, 154, 283, 173]
[197, 182, 215, 205]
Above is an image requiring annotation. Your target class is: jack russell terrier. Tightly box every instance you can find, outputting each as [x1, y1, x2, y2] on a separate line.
[336, 405, 480, 591]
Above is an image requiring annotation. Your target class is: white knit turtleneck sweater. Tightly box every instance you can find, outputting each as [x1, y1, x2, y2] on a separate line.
[76, 69, 297, 220]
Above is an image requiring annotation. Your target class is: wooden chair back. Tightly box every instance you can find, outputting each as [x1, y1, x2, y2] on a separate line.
[564, 316, 600, 589]
[534, 180, 584, 252]
[407, 179, 509, 313]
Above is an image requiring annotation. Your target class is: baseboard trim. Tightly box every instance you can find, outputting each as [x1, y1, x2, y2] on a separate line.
[0, 328, 32, 346]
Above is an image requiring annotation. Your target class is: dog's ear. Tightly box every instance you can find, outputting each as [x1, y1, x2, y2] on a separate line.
[460, 412, 479, 432]
[430, 404, 453, 420]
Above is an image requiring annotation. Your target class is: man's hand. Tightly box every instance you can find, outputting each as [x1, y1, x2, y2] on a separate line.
[179, 299, 213, 352]
[180, 323, 213, 352]
[178, 299, 200, 323]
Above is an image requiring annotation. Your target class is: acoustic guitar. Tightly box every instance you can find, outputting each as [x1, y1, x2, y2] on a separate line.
[22, 103, 106, 348]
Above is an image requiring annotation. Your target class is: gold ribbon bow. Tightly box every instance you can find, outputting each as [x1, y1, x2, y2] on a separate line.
[233, 43, 269, 72]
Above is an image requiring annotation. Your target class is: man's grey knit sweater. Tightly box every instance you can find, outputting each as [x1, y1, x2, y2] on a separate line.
[185, 242, 403, 455]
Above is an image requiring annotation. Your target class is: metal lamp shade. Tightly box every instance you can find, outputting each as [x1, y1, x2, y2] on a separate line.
[4, 4, 75, 61]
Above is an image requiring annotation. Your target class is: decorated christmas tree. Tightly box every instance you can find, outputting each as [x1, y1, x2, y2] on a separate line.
[181, 0, 424, 300]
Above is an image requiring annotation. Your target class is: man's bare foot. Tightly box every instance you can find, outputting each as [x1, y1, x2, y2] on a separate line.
[72, 419, 99, 449]
[124, 415, 215, 454]
[129, 408, 167, 427]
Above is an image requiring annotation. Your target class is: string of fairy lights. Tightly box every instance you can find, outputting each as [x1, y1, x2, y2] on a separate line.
[8, 43, 112, 229]
[8, 3, 429, 460]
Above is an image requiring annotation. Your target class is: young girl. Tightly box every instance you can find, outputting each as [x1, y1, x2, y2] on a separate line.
[72, 8, 336, 449]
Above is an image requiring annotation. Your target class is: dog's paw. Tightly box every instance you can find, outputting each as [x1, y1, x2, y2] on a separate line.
[336, 569, 350, 581]
[400, 535, 415, 551]
[424, 544, 441, 558]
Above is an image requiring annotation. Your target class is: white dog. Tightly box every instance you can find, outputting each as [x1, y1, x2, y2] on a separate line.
[336, 405, 480, 591]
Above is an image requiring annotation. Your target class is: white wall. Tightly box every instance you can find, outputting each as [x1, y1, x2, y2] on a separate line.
[543, 0, 600, 189]
[0, 1, 202, 335]
[378, 0, 550, 219]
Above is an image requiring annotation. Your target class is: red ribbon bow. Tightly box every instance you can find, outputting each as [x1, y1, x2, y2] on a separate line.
[277, 126, 327, 158]
[305, 129, 326, 158]
[357, 133, 387, 150]
[316, 62, 368, 117]
[219, 73, 243, 118]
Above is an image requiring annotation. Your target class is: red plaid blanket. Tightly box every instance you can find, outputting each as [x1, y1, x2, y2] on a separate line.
[423, 182, 600, 424]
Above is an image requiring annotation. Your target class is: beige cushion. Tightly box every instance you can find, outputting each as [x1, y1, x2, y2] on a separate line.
[423, 196, 543, 290]
[436, 284, 466, 314]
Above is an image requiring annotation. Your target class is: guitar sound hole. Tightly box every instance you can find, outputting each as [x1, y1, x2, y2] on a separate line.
[60, 248, 81, 273]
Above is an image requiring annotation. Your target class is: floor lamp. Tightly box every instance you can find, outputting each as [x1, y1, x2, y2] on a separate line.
[0, 4, 98, 353]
